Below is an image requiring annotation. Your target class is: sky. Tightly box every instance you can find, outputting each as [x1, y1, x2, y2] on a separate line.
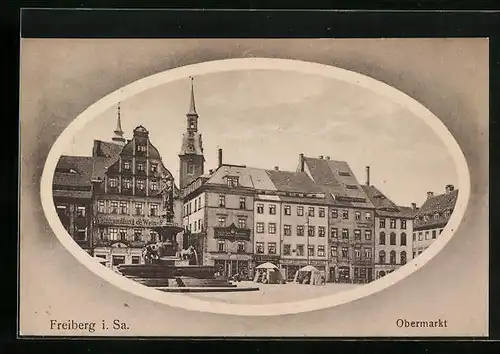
[63, 69, 458, 207]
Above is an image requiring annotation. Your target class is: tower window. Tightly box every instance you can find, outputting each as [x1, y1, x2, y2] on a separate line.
[187, 162, 195, 175]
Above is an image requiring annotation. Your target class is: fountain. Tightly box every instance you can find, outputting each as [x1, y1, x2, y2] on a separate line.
[116, 181, 258, 293]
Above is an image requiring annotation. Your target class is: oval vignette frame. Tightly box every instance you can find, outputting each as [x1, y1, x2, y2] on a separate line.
[40, 58, 471, 317]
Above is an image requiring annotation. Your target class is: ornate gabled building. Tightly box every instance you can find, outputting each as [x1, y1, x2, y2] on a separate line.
[413, 184, 458, 257]
[178, 77, 205, 190]
[52, 155, 94, 252]
[91, 124, 180, 266]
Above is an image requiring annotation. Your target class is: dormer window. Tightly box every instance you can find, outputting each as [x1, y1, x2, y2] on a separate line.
[226, 176, 239, 187]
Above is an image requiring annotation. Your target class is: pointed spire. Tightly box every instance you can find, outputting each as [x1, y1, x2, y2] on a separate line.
[112, 101, 126, 145]
[188, 76, 197, 115]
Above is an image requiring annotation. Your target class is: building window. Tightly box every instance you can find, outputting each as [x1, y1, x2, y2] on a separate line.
[380, 218, 386, 228]
[342, 228, 349, 240]
[308, 207, 315, 217]
[133, 229, 142, 241]
[198, 219, 202, 231]
[150, 231, 157, 242]
[390, 250, 396, 264]
[432, 230, 437, 239]
[418, 232, 423, 241]
[117, 228, 126, 241]
[297, 206, 304, 216]
[284, 225, 291, 236]
[123, 161, 131, 171]
[237, 242, 245, 253]
[308, 245, 315, 257]
[318, 226, 326, 237]
[330, 246, 337, 258]
[136, 179, 145, 190]
[330, 228, 338, 239]
[136, 145, 146, 152]
[226, 176, 238, 187]
[365, 212, 372, 221]
[434, 213, 440, 220]
[256, 222, 264, 233]
[98, 227, 105, 240]
[218, 240, 226, 252]
[296, 245, 304, 256]
[239, 197, 246, 209]
[132, 256, 141, 265]
[401, 233, 407, 246]
[123, 178, 131, 189]
[150, 203, 159, 216]
[97, 200, 105, 213]
[256, 203, 263, 214]
[269, 204, 276, 215]
[342, 210, 349, 219]
[319, 208, 325, 218]
[268, 242, 277, 254]
[256, 242, 264, 254]
[390, 232, 397, 245]
[187, 163, 195, 175]
[401, 251, 407, 265]
[135, 202, 144, 216]
[119, 201, 128, 215]
[390, 218, 396, 228]
[268, 223, 276, 234]
[413, 233, 416, 241]
[109, 177, 118, 187]
[379, 231, 386, 245]
[150, 180, 158, 191]
[283, 244, 291, 256]
[284, 205, 291, 215]
[354, 248, 361, 259]
[341, 247, 348, 259]
[401, 220, 407, 229]
[110, 201, 118, 214]
[109, 228, 119, 241]
[354, 229, 361, 240]
[445, 210, 451, 218]
[365, 230, 372, 240]
[238, 218, 246, 229]
[76, 205, 86, 217]
[137, 163, 144, 172]
[219, 195, 225, 207]
[379, 250, 386, 264]
[318, 245, 325, 257]
[151, 163, 158, 173]
[355, 211, 361, 220]
[331, 209, 338, 218]
[297, 225, 304, 236]
[413, 251, 416, 258]
[308, 226, 315, 237]
[425, 231, 430, 240]
[218, 217, 226, 227]
[194, 199, 197, 211]
[364, 248, 372, 260]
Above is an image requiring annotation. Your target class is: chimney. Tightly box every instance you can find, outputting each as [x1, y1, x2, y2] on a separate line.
[325, 156, 330, 160]
[445, 184, 455, 194]
[274, 166, 279, 171]
[411, 202, 417, 210]
[319, 155, 324, 159]
[299, 153, 305, 172]
[218, 148, 223, 167]
[427, 191, 434, 199]
[365, 166, 370, 186]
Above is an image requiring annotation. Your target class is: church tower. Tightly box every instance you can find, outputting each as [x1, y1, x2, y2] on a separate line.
[178, 77, 205, 189]
[111, 101, 126, 145]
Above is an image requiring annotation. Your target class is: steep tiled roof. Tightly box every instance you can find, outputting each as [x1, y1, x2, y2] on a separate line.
[303, 157, 374, 208]
[362, 185, 417, 218]
[53, 156, 94, 188]
[265, 170, 322, 194]
[91, 156, 118, 181]
[414, 189, 458, 230]
[92, 140, 123, 158]
[397, 206, 418, 218]
[207, 165, 277, 190]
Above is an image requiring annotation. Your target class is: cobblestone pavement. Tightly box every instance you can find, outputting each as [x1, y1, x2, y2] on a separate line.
[186, 281, 361, 304]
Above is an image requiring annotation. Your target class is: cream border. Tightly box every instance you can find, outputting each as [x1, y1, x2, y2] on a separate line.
[39, 57, 471, 317]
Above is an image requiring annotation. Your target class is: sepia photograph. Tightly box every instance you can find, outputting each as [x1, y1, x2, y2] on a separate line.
[20, 37, 488, 337]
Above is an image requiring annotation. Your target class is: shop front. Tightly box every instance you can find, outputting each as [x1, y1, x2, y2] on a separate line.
[280, 258, 307, 281]
[93, 241, 145, 267]
[211, 253, 252, 279]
